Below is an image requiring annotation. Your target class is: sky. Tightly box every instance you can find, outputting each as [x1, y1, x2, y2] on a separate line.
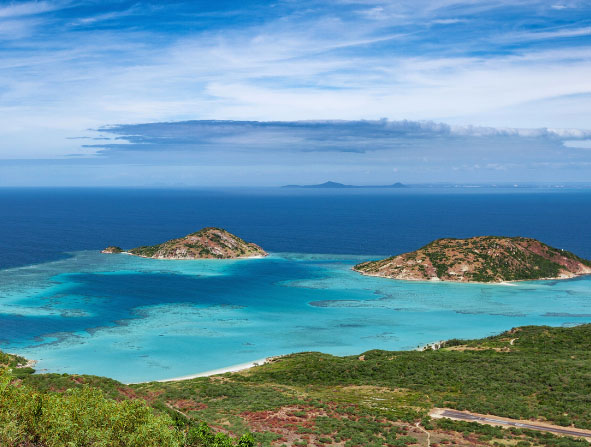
[0, 0, 590, 186]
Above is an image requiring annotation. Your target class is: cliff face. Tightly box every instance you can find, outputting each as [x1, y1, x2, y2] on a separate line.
[104, 228, 267, 260]
[354, 236, 591, 283]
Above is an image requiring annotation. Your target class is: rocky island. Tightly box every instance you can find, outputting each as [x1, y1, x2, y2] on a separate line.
[102, 227, 267, 259]
[354, 236, 591, 283]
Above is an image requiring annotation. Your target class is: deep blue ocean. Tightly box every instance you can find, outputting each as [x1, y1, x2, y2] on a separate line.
[2, 187, 591, 270]
[1, 187, 590, 382]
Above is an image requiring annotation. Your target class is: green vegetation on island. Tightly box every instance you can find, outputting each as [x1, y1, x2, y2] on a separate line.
[2, 324, 591, 446]
[354, 236, 591, 283]
[103, 227, 267, 260]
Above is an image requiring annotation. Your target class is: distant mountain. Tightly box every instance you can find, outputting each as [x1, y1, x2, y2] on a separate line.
[282, 181, 407, 189]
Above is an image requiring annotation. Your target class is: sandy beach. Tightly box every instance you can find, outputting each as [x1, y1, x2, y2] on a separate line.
[149, 357, 271, 384]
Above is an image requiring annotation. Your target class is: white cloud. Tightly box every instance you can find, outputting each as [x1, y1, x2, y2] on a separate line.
[0, 1, 73, 40]
[69, 5, 141, 27]
[563, 139, 591, 149]
[0, 1, 65, 18]
[500, 27, 591, 42]
[0, 17, 39, 39]
[0, 0, 590, 161]
[431, 18, 467, 24]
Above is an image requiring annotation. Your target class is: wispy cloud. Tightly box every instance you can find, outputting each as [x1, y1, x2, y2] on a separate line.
[0, 0, 590, 184]
[0, 0, 74, 39]
[69, 9, 135, 27]
[503, 26, 591, 42]
[431, 18, 468, 24]
[0, 1, 64, 18]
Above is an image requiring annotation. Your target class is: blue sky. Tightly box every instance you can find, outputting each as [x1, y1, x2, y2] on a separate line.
[1, 0, 590, 186]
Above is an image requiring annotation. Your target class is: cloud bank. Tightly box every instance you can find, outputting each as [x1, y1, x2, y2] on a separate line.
[0, 118, 571, 187]
[93, 119, 591, 154]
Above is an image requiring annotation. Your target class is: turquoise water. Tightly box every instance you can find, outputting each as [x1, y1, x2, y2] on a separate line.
[1, 250, 590, 383]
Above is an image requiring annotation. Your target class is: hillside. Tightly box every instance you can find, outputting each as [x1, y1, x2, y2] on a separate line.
[2, 324, 591, 446]
[354, 236, 591, 283]
[103, 227, 267, 260]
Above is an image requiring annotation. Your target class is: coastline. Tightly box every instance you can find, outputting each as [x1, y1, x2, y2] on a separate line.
[130, 356, 275, 384]
[10, 319, 591, 383]
[110, 252, 268, 261]
[352, 267, 588, 285]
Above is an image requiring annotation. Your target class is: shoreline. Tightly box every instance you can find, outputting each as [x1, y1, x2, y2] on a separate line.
[128, 356, 275, 384]
[110, 252, 268, 261]
[10, 320, 591, 383]
[352, 267, 589, 285]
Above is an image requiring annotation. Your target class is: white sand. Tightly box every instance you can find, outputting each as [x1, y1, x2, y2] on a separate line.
[154, 357, 270, 383]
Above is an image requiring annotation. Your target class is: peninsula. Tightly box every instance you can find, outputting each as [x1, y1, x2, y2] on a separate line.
[354, 236, 591, 283]
[102, 227, 267, 259]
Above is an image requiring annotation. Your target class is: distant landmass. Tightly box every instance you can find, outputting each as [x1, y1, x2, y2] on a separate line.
[102, 227, 267, 259]
[283, 182, 591, 189]
[354, 236, 591, 283]
[282, 181, 407, 189]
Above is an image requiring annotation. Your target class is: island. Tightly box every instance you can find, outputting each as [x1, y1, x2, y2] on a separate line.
[353, 236, 591, 283]
[282, 181, 407, 188]
[102, 227, 267, 259]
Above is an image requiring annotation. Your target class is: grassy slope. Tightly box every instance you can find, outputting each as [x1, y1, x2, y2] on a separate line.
[3, 324, 590, 446]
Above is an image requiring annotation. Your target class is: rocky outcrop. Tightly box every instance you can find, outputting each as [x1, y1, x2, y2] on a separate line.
[101, 246, 123, 254]
[354, 236, 591, 283]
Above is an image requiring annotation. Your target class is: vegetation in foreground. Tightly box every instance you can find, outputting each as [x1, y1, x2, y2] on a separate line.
[2, 324, 591, 446]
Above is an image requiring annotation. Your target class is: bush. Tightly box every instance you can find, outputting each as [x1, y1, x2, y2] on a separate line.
[0, 370, 253, 447]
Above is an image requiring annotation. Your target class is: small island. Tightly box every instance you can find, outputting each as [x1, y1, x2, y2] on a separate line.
[354, 236, 591, 283]
[102, 227, 267, 260]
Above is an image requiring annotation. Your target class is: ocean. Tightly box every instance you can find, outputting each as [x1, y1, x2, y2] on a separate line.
[1, 187, 590, 382]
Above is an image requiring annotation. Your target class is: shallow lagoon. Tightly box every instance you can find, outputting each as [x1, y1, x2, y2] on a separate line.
[1, 250, 590, 383]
